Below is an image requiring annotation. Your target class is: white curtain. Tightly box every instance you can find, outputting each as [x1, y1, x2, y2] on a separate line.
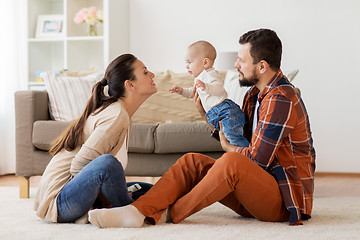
[0, 0, 27, 175]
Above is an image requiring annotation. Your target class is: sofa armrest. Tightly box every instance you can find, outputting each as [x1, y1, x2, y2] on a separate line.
[15, 90, 50, 176]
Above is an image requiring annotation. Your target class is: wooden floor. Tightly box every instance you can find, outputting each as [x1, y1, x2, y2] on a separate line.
[1, 173, 360, 197]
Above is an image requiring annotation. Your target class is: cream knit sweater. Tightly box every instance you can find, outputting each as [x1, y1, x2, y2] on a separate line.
[34, 99, 130, 222]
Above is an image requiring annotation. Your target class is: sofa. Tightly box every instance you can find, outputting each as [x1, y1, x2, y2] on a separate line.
[14, 70, 230, 198]
[15, 69, 299, 199]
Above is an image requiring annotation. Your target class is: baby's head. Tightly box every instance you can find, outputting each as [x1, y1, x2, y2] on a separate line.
[185, 41, 217, 78]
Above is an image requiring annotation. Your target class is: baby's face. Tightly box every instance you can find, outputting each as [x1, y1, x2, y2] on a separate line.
[185, 48, 204, 78]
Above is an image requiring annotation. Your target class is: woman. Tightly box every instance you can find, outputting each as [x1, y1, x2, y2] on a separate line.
[34, 54, 157, 223]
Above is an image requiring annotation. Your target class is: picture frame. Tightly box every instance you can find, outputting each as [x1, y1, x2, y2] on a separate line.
[36, 15, 64, 38]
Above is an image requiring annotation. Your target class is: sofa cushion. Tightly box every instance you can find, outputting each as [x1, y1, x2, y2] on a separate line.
[33, 120, 157, 153]
[154, 121, 223, 153]
[128, 123, 157, 153]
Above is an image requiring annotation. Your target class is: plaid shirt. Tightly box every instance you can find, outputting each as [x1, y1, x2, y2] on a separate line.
[237, 70, 316, 225]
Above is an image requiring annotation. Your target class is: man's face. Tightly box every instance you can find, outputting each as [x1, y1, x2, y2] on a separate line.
[234, 43, 259, 87]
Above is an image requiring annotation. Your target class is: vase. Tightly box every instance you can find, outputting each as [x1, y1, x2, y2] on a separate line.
[87, 23, 98, 36]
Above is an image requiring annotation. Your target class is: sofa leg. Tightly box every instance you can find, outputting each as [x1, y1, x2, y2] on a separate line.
[19, 176, 30, 199]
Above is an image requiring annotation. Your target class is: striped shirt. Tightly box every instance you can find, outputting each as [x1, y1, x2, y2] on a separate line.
[237, 70, 316, 225]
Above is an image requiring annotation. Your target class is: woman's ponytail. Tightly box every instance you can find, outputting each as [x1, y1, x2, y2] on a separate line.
[49, 81, 110, 155]
[49, 54, 137, 156]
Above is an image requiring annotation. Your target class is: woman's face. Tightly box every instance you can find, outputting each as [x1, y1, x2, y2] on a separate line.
[131, 59, 157, 96]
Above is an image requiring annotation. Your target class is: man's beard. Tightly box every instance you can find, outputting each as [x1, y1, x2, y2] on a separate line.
[238, 69, 259, 87]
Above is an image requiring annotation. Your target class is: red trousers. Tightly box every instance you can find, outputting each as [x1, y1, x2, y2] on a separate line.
[132, 152, 289, 224]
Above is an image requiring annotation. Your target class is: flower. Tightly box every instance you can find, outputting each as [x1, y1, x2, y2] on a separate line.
[74, 7, 103, 36]
[73, 8, 88, 24]
[84, 12, 97, 25]
[96, 10, 104, 22]
[88, 6, 98, 15]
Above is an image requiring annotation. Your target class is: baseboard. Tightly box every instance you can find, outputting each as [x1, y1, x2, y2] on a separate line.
[315, 172, 360, 177]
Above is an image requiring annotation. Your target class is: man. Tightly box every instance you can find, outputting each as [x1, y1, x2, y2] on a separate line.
[89, 29, 316, 227]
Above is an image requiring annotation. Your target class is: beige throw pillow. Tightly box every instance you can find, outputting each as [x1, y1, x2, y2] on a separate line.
[42, 71, 103, 121]
[132, 70, 225, 124]
[42, 69, 228, 124]
[132, 70, 202, 124]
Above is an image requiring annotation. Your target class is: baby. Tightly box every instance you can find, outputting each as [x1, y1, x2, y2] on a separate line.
[169, 41, 249, 147]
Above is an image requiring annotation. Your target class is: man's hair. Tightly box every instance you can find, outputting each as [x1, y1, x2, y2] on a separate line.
[239, 29, 282, 71]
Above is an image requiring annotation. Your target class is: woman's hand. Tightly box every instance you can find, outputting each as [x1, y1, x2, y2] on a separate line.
[219, 121, 238, 152]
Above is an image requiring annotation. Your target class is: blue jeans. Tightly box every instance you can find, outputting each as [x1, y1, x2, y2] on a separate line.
[57, 154, 152, 223]
[206, 99, 249, 147]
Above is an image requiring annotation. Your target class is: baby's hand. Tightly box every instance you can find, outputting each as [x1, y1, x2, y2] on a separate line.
[195, 80, 205, 91]
[169, 86, 183, 95]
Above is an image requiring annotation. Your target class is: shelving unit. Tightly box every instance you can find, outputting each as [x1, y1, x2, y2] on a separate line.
[26, 0, 129, 89]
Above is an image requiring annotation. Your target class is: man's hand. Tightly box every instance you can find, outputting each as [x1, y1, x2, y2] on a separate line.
[195, 79, 206, 91]
[193, 89, 215, 131]
[219, 121, 238, 152]
[193, 88, 206, 118]
[169, 86, 183, 95]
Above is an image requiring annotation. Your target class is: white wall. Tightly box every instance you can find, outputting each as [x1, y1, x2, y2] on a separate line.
[0, 1, 26, 175]
[130, 0, 360, 173]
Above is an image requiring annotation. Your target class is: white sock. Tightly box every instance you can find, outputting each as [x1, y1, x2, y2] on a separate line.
[88, 205, 145, 228]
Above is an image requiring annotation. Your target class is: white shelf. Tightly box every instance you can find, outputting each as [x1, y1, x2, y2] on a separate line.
[28, 81, 46, 91]
[28, 38, 64, 42]
[26, 0, 129, 88]
[28, 37, 104, 42]
[67, 36, 104, 41]
[29, 82, 45, 86]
